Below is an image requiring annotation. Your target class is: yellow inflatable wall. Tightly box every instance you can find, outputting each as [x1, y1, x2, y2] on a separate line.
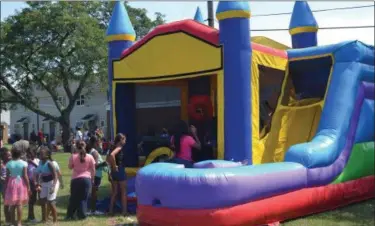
[251, 51, 323, 164]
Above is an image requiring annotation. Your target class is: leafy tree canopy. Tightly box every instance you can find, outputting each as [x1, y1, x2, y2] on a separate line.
[0, 1, 165, 145]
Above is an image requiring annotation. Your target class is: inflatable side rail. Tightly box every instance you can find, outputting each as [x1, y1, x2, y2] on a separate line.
[285, 81, 373, 186]
[285, 41, 374, 170]
[136, 162, 307, 209]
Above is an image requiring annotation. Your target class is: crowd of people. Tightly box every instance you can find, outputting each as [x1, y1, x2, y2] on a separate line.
[0, 128, 128, 226]
[0, 144, 63, 226]
[0, 120, 217, 226]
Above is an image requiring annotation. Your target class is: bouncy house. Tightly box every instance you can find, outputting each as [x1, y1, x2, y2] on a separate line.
[106, 1, 374, 225]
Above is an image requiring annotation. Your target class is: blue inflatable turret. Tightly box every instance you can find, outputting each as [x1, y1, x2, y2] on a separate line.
[106, 1, 138, 167]
[216, 1, 252, 164]
[289, 1, 319, 48]
[106, 1, 136, 140]
[194, 6, 204, 23]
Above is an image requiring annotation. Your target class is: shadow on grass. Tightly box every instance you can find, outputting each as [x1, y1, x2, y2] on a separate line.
[55, 194, 71, 210]
[283, 199, 375, 226]
[58, 214, 138, 225]
[55, 184, 112, 210]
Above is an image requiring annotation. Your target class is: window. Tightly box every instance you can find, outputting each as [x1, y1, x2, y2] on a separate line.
[135, 85, 181, 108]
[280, 56, 333, 107]
[32, 124, 35, 130]
[76, 95, 85, 106]
[133, 84, 182, 134]
[58, 96, 66, 107]
[100, 120, 105, 127]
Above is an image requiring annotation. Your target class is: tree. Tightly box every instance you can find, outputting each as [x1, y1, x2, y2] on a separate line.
[0, 1, 165, 150]
[0, 87, 16, 111]
[88, 1, 165, 39]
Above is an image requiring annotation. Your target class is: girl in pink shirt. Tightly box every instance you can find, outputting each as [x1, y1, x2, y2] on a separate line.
[66, 141, 95, 220]
[170, 121, 201, 168]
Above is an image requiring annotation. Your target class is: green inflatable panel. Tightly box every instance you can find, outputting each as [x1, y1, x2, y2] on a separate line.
[332, 142, 374, 184]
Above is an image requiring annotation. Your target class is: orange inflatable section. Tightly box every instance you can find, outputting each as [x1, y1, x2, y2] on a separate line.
[137, 176, 375, 226]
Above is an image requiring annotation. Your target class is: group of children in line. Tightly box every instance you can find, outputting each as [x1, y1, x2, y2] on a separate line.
[0, 131, 127, 226]
[66, 133, 130, 220]
[0, 144, 63, 226]
[0, 119, 220, 225]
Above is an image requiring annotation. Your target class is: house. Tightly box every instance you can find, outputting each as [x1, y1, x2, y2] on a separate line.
[10, 83, 109, 142]
[10, 83, 181, 141]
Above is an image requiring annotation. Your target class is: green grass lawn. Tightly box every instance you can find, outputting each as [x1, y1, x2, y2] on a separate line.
[1, 152, 374, 226]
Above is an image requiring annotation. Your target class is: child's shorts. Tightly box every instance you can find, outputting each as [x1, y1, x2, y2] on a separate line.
[110, 167, 127, 182]
[40, 181, 59, 202]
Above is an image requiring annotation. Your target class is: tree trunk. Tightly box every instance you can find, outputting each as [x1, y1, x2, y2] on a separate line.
[60, 115, 72, 153]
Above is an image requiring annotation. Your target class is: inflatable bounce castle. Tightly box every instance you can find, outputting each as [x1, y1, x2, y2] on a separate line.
[106, 1, 374, 225]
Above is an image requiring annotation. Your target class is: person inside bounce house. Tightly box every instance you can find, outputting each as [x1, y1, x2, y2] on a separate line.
[168, 120, 202, 168]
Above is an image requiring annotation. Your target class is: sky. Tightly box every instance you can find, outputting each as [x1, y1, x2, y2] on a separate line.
[1, 1, 374, 46]
[0, 1, 374, 125]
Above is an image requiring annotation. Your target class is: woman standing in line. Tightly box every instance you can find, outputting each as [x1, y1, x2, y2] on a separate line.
[66, 141, 95, 220]
[106, 133, 128, 216]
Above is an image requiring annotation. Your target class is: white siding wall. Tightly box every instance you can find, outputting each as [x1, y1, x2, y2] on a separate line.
[10, 106, 38, 139]
[10, 86, 108, 139]
[70, 90, 108, 132]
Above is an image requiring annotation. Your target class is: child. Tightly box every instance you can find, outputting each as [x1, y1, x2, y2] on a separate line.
[0, 147, 11, 225]
[4, 147, 30, 226]
[26, 147, 40, 223]
[46, 150, 64, 220]
[35, 147, 58, 223]
[87, 136, 107, 215]
[169, 121, 201, 168]
[50, 157, 64, 190]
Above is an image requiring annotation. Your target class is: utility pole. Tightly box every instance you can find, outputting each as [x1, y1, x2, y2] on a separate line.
[207, 1, 214, 27]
